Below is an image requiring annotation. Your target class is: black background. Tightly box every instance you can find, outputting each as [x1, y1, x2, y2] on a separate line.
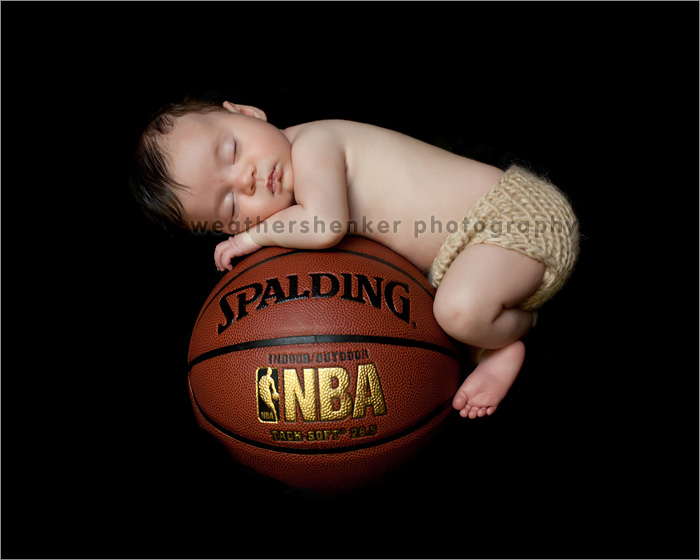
[2, 3, 697, 559]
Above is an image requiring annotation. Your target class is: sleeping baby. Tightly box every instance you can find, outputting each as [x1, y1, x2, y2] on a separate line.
[130, 99, 579, 419]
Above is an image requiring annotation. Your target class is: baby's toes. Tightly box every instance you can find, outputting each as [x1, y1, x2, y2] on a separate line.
[459, 405, 472, 418]
[466, 406, 491, 419]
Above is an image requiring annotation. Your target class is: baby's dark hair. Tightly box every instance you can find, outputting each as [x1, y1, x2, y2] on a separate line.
[129, 98, 227, 232]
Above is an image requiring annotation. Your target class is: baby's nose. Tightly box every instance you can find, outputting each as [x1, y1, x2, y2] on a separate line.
[236, 164, 256, 193]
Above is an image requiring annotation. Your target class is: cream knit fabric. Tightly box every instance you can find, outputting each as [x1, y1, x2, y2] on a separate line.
[428, 165, 579, 311]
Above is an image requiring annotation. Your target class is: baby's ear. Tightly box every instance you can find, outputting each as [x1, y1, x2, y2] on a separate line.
[222, 101, 267, 121]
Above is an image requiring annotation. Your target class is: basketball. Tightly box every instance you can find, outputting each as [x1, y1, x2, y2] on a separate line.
[187, 236, 461, 493]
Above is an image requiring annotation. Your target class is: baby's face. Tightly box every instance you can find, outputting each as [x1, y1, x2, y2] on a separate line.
[168, 108, 295, 232]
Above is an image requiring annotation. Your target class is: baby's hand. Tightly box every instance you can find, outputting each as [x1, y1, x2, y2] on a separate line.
[214, 232, 262, 272]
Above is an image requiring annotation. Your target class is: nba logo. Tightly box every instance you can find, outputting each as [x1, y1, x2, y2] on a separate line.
[257, 367, 280, 423]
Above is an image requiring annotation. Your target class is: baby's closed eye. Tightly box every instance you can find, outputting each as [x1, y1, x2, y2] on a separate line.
[224, 192, 237, 220]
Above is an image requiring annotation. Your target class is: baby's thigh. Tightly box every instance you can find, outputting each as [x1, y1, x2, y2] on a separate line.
[434, 244, 544, 313]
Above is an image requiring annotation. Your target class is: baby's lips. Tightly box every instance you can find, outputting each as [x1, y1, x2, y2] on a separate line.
[267, 166, 280, 193]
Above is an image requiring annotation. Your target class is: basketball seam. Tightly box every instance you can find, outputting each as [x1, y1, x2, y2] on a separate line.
[188, 334, 459, 370]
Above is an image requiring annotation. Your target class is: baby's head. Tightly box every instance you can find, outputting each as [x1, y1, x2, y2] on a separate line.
[130, 99, 294, 234]
[129, 99, 228, 232]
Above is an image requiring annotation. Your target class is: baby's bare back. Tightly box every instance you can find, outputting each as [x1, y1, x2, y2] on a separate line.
[289, 120, 504, 271]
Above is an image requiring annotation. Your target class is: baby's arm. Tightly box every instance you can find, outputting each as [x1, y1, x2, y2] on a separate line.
[214, 127, 349, 271]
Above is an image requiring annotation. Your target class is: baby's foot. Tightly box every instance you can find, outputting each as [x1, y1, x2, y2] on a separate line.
[453, 341, 525, 419]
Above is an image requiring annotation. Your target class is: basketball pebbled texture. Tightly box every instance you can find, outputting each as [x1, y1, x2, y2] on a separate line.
[188, 236, 461, 493]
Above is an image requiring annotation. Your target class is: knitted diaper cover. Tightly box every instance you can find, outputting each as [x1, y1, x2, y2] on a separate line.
[428, 165, 579, 311]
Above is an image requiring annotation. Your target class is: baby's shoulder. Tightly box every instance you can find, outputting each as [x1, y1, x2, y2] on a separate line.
[283, 119, 366, 142]
[284, 120, 368, 161]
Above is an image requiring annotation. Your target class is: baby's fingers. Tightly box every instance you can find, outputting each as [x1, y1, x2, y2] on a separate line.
[215, 254, 233, 272]
[214, 238, 234, 272]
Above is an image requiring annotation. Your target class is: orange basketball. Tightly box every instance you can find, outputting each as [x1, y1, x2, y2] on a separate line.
[188, 236, 461, 493]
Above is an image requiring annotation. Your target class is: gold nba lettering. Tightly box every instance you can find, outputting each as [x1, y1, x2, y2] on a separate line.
[256, 367, 280, 422]
[283, 368, 317, 422]
[318, 367, 353, 421]
[352, 363, 387, 418]
[259, 363, 388, 424]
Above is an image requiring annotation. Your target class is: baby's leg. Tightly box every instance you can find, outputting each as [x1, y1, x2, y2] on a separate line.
[433, 244, 544, 417]
[433, 243, 544, 348]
